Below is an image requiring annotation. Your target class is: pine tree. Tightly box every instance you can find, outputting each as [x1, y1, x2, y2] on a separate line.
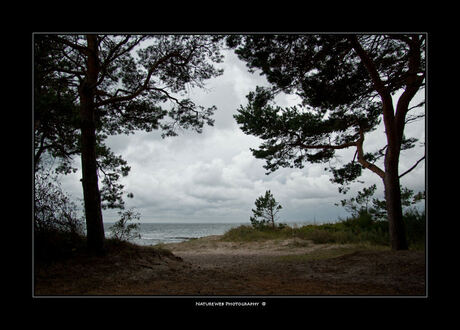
[229, 34, 425, 250]
[250, 190, 282, 229]
[34, 34, 224, 252]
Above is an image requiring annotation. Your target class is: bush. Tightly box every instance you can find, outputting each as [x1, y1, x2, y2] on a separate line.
[34, 168, 86, 261]
[341, 211, 375, 232]
[35, 229, 86, 262]
[221, 224, 291, 242]
[34, 169, 85, 237]
[109, 208, 141, 242]
[404, 208, 426, 248]
[304, 229, 338, 244]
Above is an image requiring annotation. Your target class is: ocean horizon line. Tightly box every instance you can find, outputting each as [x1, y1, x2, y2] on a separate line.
[102, 220, 329, 225]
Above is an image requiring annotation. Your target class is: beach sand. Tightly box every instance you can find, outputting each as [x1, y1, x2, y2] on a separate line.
[34, 235, 425, 296]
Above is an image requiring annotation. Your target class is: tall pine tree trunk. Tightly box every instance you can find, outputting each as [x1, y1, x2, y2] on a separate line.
[384, 143, 408, 251]
[79, 35, 105, 253]
[384, 176, 407, 250]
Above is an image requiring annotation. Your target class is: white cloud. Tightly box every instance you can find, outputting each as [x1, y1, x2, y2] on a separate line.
[58, 48, 425, 224]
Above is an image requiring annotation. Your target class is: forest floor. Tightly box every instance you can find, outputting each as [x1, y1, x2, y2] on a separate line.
[34, 236, 426, 296]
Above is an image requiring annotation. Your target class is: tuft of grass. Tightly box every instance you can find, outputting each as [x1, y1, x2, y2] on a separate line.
[35, 230, 177, 266]
[104, 238, 177, 259]
[220, 225, 292, 242]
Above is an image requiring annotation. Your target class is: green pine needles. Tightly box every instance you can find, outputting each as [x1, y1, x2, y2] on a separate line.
[250, 190, 283, 229]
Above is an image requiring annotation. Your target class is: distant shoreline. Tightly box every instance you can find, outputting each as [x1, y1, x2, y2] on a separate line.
[102, 221, 330, 225]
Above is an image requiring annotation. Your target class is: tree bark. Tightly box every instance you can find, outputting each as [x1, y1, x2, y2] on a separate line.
[79, 35, 105, 253]
[349, 35, 417, 251]
[270, 206, 275, 228]
[382, 100, 408, 251]
[383, 172, 408, 250]
[383, 142, 408, 250]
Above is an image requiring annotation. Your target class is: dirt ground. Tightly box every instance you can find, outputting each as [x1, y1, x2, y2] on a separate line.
[34, 236, 426, 296]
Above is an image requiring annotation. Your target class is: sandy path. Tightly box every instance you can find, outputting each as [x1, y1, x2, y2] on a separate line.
[34, 236, 426, 296]
[157, 236, 426, 295]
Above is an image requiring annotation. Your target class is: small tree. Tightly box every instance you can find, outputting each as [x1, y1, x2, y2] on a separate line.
[371, 187, 425, 220]
[337, 184, 425, 220]
[336, 184, 377, 217]
[250, 190, 282, 229]
[109, 208, 141, 242]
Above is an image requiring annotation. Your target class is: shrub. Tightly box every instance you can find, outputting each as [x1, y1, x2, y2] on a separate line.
[109, 208, 141, 242]
[404, 208, 426, 248]
[221, 225, 262, 241]
[34, 169, 85, 237]
[341, 210, 375, 232]
[221, 224, 293, 242]
[305, 229, 338, 244]
[34, 168, 86, 261]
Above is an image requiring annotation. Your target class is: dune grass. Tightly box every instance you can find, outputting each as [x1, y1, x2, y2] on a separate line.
[221, 210, 425, 250]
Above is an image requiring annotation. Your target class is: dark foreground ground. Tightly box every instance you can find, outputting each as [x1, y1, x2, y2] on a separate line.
[34, 236, 425, 296]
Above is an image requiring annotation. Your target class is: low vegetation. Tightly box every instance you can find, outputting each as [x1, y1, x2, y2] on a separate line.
[222, 184, 425, 250]
[221, 209, 425, 250]
[34, 166, 148, 263]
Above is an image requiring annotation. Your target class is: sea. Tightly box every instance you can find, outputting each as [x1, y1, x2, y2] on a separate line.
[103, 222, 246, 246]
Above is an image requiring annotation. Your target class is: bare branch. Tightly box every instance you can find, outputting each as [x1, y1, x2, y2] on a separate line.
[352, 149, 358, 162]
[356, 128, 385, 179]
[405, 113, 425, 125]
[399, 155, 425, 178]
[290, 126, 385, 179]
[407, 100, 425, 112]
[150, 87, 181, 104]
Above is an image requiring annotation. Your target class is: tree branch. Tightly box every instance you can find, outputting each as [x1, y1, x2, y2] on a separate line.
[394, 35, 425, 141]
[48, 66, 85, 76]
[405, 113, 425, 125]
[97, 36, 146, 87]
[352, 149, 358, 162]
[34, 132, 47, 168]
[48, 35, 90, 56]
[150, 87, 181, 104]
[399, 155, 425, 178]
[289, 128, 385, 179]
[95, 51, 181, 107]
[356, 128, 385, 179]
[348, 35, 391, 101]
[388, 34, 412, 45]
[293, 139, 357, 150]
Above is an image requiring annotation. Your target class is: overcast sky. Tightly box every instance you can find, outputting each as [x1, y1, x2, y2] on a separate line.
[59, 49, 426, 224]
